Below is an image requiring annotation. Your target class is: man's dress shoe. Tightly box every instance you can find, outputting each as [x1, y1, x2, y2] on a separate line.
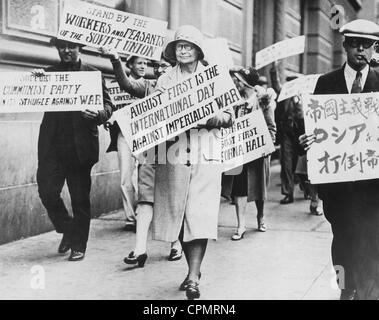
[58, 234, 71, 254]
[68, 250, 85, 261]
[340, 289, 357, 300]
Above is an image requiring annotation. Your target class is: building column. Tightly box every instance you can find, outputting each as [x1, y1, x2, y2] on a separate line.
[169, 0, 180, 30]
[242, 0, 254, 66]
[274, 0, 285, 81]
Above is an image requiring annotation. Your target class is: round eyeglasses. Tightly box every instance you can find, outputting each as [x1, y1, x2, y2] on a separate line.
[175, 43, 195, 51]
[347, 38, 376, 49]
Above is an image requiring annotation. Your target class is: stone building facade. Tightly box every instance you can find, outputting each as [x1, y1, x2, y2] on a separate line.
[0, 0, 368, 244]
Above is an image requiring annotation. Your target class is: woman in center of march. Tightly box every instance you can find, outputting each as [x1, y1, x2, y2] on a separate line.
[151, 25, 233, 300]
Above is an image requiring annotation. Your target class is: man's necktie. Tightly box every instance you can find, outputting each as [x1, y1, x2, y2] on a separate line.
[351, 71, 362, 93]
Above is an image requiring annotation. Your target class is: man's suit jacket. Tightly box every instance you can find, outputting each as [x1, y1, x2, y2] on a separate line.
[313, 64, 379, 205]
[38, 61, 114, 166]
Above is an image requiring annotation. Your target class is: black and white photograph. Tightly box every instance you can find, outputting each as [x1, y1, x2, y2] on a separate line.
[0, 0, 379, 306]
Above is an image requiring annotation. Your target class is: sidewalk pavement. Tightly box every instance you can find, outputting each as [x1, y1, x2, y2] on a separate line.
[0, 164, 339, 300]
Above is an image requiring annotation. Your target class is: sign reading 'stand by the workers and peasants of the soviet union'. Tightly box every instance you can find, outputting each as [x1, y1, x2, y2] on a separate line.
[58, 0, 168, 61]
[255, 35, 306, 70]
[0, 71, 103, 113]
[303, 93, 379, 184]
[221, 109, 276, 172]
[114, 64, 244, 155]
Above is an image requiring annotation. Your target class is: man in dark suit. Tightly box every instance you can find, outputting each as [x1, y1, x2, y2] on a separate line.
[300, 19, 379, 300]
[36, 38, 113, 261]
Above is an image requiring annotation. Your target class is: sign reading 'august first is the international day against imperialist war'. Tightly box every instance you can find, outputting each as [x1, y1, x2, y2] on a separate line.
[303, 93, 379, 184]
[115, 64, 244, 155]
[0, 71, 103, 113]
[58, 0, 168, 61]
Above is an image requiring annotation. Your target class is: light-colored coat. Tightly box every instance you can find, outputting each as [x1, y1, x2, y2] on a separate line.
[152, 64, 232, 242]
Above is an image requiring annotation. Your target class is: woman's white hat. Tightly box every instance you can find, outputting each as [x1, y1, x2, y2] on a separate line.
[164, 25, 205, 61]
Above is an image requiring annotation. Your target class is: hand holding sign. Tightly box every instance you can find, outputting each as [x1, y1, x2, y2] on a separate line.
[299, 133, 316, 151]
[100, 46, 119, 60]
[82, 109, 99, 120]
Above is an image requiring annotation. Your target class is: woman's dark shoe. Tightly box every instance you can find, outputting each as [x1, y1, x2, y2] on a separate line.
[123, 251, 147, 268]
[280, 195, 294, 204]
[168, 249, 183, 261]
[186, 280, 200, 300]
[179, 272, 201, 291]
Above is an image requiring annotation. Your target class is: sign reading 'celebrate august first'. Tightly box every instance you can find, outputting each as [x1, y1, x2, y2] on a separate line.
[58, 0, 168, 61]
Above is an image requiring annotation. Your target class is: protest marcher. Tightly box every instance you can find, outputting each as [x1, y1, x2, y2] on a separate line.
[294, 155, 323, 215]
[101, 48, 183, 263]
[35, 38, 114, 261]
[270, 66, 303, 204]
[104, 55, 149, 232]
[299, 19, 379, 300]
[151, 25, 233, 300]
[291, 96, 323, 216]
[229, 67, 276, 239]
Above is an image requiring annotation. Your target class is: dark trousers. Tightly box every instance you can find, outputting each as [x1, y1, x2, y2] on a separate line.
[280, 132, 298, 196]
[37, 152, 93, 252]
[353, 194, 379, 300]
[322, 196, 357, 291]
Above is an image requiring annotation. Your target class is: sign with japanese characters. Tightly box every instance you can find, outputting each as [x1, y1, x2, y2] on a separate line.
[303, 93, 379, 184]
[0, 71, 103, 113]
[114, 64, 243, 155]
[58, 0, 168, 60]
[255, 35, 306, 70]
[278, 74, 321, 102]
[107, 81, 137, 110]
[221, 108, 276, 172]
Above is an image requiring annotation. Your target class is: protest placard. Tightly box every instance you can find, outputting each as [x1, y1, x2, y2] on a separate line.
[0, 71, 103, 113]
[303, 93, 379, 184]
[255, 35, 306, 70]
[58, 0, 168, 61]
[277, 74, 321, 102]
[221, 108, 276, 172]
[203, 38, 234, 69]
[107, 81, 137, 110]
[114, 64, 244, 155]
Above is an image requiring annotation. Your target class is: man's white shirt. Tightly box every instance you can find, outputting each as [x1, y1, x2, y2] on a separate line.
[344, 63, 369, 93]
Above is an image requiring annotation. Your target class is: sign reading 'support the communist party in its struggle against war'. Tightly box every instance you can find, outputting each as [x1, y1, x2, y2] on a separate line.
[255, 35, 306, 70]
[58, 0, 168, 61]
[303, 93, 379, 184]
[221, 109, 276, 172]
[277, 74, 321, 102]
[107, 81, 137, 110]
[0, 71, 103, 113]
[115, 64, 244, 155]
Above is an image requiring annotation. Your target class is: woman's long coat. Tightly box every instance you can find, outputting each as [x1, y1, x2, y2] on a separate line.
[152, 64, 233, 242]
[231, 88, 277, 202]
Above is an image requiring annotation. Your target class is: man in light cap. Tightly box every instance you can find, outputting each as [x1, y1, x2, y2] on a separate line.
[300, 19, 379, 300]
[35, 37, 114, 262]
